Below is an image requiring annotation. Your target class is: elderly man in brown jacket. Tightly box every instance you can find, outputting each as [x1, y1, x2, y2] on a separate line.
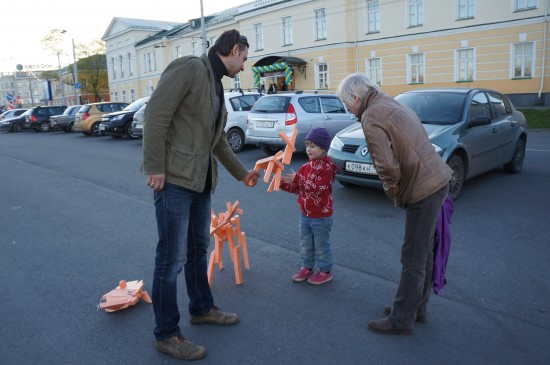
[337, 73, 452, 335]
[142, 30, 259, 360]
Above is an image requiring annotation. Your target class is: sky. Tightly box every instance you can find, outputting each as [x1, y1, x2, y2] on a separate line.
[0, 0, 252, 73]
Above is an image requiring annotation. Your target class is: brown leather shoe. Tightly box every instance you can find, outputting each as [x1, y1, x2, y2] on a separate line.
[190, 305, 239, 326]
[383, 305, 427, 323]
[368, 318, 413, 335]
[155, 335, 206, 360]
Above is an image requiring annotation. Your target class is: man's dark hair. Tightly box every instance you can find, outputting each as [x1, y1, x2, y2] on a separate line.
[208, 29, 249, 57]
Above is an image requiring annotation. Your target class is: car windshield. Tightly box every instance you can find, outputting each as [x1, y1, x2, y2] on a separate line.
[124, 98, 149, 112]
[250, 96, 290, 113]
[395, 92, 466, 125]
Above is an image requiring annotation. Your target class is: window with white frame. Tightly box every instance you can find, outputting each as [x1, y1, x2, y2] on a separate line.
[514, 0, 537, 11]
[408, 53, 424, 83]
[152, 51, 157, 71]
[174, 46, 182, 59]
[192, 42, 198, 56]
[512, 42, 534, 78]
[315, 63, 329, 89]
[456, 48, 475, 81]
[128, 53, 133, 75]
[366, 0, 380, 33]
[457, 0, 475, 19]
[114, 91, 118, 101]
[130, 89, 135, 102]
[119, 55, 124, 78]
[315, 8, 327, 40]
[254, 23, 264, 50]
[149, 86, 155, 95]
[232, 74, 241, 89]
[209, 36, 216, 48]
[282, 16, 293, 46]
[408, 0, 424, 27]
[144, 53, 151, 72]
[367, 58, 382, 85]
[122, 90, 126, 102]
[111, 57, 116, 79]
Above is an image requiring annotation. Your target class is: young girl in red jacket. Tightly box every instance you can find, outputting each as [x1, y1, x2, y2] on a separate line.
[280, 128, 339, 285]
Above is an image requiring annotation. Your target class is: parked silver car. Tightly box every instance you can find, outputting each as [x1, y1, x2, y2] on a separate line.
[224, 90, 263, 152]
[246, 91, 357, 154]
[131, 104, 147, 138]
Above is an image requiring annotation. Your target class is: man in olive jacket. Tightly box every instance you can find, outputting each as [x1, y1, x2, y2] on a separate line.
[142, 30, 259, 360]
[337, 73, 452, 335]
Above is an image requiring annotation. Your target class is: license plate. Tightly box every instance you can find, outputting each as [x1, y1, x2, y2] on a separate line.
[345, 161, 378, 175]
[256, 121, 274, 128]
[99, 125, 105, 131]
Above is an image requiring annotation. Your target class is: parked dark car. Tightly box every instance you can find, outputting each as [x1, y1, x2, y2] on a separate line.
[0, 108, 28, 122]
[49, 105, 83, 132]
[0, 109, 32, 132]
[99, 97, 149, 139]
[26, 106, 68, 132]
[328, 88, 528, 200]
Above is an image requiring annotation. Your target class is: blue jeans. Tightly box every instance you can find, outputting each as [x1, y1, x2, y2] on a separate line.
[152, 183, 214, 340]
[299, 215, 333, 272]
[389, 184, 449, 330]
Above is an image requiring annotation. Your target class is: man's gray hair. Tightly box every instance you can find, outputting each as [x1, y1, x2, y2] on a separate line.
[337, 73, 381, 105]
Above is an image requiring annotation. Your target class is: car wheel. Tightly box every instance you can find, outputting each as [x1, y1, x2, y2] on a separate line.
[91, 123, 102, 136]
[447, 154, 465, 200]
[11, 123, 22, 132]
[503, 137, 526, 174]
[65, 122, 74, 133]
[39, 122, 50, 132]
[125, 122, 139, 139]
[227, 128, 244, 153]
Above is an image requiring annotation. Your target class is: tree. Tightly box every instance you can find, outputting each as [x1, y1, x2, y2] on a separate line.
[74, 40, 109, 102]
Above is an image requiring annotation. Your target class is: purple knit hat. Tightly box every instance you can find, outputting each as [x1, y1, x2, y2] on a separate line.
[305, 127, 332, 151]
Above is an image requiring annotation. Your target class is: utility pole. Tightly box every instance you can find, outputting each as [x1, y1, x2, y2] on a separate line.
[72, 38, 80, 104]
[200, 0, 207, 54]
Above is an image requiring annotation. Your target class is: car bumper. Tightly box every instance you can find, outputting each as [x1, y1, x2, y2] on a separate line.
[245, 134, 286, 148]
[132, 123, 143, 137]
[99, 123, 124, 135]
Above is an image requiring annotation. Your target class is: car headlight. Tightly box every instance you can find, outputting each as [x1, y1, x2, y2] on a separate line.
[330, 136, 344, 151]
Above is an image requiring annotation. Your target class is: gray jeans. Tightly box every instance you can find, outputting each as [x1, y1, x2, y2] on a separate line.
[389, 184, 449, 330]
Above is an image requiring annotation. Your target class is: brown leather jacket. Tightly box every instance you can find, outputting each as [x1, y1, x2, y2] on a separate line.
[357, 90, 453, 207]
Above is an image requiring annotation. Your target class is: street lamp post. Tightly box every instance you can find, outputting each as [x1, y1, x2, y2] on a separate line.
[72, 38, 80, 104]
[57, 51, 66, 105]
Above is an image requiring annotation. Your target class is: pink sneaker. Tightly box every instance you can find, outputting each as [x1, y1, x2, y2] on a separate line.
[292, 267, 314, 282]
[307, 271, 332, 285]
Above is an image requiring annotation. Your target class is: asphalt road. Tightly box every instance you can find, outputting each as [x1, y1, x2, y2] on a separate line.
[1, 129, 549, 364]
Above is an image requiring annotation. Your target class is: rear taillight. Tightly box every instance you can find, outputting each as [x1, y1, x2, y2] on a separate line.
[31, 115, 37, 122]
[285, 103, 297, 125]
[82, 113, 90, 120]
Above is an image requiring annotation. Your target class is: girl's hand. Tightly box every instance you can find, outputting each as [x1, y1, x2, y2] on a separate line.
[282, 168, 296, 184]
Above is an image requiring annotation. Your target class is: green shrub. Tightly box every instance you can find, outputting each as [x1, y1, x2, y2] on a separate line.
[518, 108, 550, 129]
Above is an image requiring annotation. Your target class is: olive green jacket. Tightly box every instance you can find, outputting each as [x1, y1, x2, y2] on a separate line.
[142, 54, 248, 192]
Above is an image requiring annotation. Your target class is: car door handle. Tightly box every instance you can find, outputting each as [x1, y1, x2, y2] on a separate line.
[325, 115, 331, 120]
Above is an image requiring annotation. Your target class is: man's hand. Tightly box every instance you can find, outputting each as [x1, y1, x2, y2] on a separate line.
[147, 173, 165, 191]
[243, 170, 260, 187]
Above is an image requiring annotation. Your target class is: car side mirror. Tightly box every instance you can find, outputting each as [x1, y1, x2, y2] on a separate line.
[468, 115, 491, 127]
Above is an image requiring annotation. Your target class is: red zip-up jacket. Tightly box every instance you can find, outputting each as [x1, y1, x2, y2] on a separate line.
[280, 156, 338, 218]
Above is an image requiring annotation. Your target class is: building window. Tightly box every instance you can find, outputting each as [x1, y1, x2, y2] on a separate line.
[282, 16, 293, 46]
[367, 58, 382, 85]
[456, 48, 475, 81]
[366, 0, 380, 33]
[122, 90, 126, 102]
[111, 57, 116, 79]
[457, 0, 475, 19]
[119, 55, 124, 78]
[130, 89, 135, 102]
[314, 9, 327, 40]
[192, 42, 198, 56]
[254, 23, 264, 50]
[408, 53, 424, 83]
[128, 53, 133, 75]
[514, 0, 537, 11]
[114, 91, 118, 102]
[315, 63, 329, 89]
[408, 0, 424, 27]
[232, 74, 241, 89]
[152, 51, 157, 71]
[512, 42, 534, 78]
[175, 46, 182, 59]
